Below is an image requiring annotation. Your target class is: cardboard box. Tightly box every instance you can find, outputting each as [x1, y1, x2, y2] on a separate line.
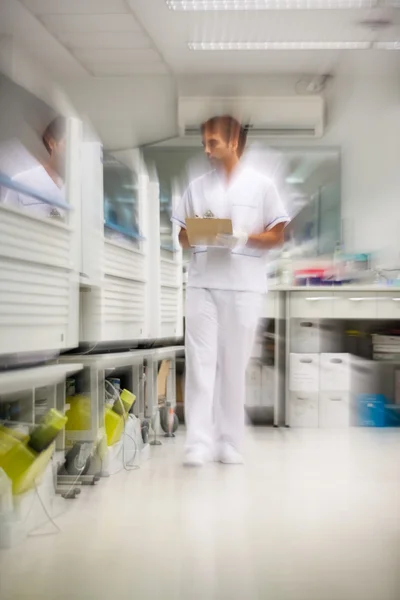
[185, 217, 232, 247]
[291, 319, 342, 354]
[157, 360, 171, 404]
[289, 392, 319, 427]
[289, 354, 320, 392]
[319, 392, 351, 428]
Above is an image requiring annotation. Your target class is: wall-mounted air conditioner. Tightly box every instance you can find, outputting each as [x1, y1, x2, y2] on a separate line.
[178, 96, 324, 139]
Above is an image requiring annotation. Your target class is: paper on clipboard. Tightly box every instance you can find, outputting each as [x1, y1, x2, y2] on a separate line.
[185, 218, 232, 246]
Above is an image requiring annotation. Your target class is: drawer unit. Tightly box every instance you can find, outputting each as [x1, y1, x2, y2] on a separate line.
[289, 392, 319, 427]
[376, 292, 400, 320]
[319, 392, 351, 428]
[289, 292, 335, 319]
[333, 292, 378, 319]
[289, 354, 320, 392]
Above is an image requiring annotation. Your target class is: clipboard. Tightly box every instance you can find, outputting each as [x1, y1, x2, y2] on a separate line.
[185, 218, 233, 247]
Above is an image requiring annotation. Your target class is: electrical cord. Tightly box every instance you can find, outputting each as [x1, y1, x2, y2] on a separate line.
[103, 380, 140, 474]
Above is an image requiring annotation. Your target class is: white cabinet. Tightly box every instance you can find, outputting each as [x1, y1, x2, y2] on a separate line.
[333, 292, 378, 319]
[376, 293, 400, 320]
[289, 292, 335, 319]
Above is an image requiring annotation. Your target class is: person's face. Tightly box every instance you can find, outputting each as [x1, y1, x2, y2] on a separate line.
[202, 126, 238, 167]
[47, 135, 66, 173]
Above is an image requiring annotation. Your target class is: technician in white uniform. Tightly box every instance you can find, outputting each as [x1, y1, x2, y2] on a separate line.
[172, 116, 290, 467]
[2, 116, 66, 218]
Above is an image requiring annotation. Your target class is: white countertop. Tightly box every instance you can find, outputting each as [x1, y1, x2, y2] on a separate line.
[0, 363, 83, 396]
[268, 285, 400, 293]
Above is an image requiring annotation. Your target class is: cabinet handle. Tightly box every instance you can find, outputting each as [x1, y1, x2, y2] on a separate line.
[348, 297, 376, 302]
[392, 298, 400, 302]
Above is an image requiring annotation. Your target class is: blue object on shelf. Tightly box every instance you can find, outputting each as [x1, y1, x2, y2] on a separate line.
[104, 220, 145, 241]
[384, 404, 400, 427]
[0, 171, 70, 211]
[356, 394, 386, 427]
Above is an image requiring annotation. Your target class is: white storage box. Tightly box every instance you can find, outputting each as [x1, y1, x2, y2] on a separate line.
[291, 319, 342, 354]
[289, 392, 319, 427]
[320, 354, 380, 393]
[319, 392, 351, 428]
[289, 354, 320, 392]
[320, 353, 351, 391]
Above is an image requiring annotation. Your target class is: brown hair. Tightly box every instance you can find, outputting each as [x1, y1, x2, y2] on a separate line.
[201, 115, 248, 156]
[42, 116, 66, 155]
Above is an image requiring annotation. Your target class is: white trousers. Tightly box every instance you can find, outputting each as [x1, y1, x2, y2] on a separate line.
[185, 288, 262, 455]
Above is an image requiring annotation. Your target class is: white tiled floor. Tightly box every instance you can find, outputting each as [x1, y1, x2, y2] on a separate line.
[1, 427, 400, 600]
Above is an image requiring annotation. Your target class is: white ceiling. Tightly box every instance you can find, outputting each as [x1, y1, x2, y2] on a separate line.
[8, 0, 400, 77]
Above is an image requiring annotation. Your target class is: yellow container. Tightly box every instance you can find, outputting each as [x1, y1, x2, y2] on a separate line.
[65, 395, 91, 431]
[113, 389, 136, 416]
[0, 428, 21, 465]
[0, 429, 54, 495]
[28, 408, 68, 453]
[14, 444, 54, 495]
[104, 407, 124, 446]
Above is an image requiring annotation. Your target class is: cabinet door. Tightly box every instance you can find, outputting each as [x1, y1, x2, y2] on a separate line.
[376, 293, 400, 320]
[289, 292, 335, 319]
[333, 292, 378, 319]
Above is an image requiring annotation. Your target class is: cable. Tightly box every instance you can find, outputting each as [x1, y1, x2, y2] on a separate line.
[103, 380, 140, 473]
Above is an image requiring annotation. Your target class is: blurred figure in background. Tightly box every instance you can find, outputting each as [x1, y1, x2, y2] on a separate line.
[2, 116, 66, 218]
[173, 115, 290, 467]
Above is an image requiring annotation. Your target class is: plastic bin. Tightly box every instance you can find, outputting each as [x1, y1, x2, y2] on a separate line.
[104, 408, 124, 446]
[112, 389, 136, 416]
[356, 394, 386, 427]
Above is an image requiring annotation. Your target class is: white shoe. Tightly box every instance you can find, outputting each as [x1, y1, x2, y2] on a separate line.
[218, 445, 244, 465]
[183, 449, 206, 467]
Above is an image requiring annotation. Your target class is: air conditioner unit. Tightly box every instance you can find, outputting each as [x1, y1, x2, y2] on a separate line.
[178, 96, 324, 139]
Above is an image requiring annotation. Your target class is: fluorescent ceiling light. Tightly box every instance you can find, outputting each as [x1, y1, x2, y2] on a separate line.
[188, 41, 372, 50]
[374, 41, 400, 50]
[167, 0, 376, 10]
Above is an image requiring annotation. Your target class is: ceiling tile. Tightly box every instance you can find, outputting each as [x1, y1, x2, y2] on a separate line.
[57, 31, 152, 50]
[21, 0, 128, 15]
[75, 48, 161, 64]
[90, 63, 169, 76]
[40, 14, 141, 33]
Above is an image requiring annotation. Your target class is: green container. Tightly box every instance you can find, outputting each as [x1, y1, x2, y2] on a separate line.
[28, 409, 68, 453]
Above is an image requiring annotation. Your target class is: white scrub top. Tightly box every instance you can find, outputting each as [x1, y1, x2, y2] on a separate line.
[172, 164, 290, 294]
[2, 165, 65, 219]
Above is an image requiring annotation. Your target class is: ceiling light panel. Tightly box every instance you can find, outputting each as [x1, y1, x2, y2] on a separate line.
[167, 0, 377, 10]
[21, 0, 128, 14]
[188, 41, 372, 49]
[374, 41, 400, 49]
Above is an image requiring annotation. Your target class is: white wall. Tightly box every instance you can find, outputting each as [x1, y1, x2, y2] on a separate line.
[66, 76, 177, 151]
[65, 57, 400, 265]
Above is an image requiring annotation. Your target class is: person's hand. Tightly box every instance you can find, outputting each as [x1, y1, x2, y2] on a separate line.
[216, 230, 248, 250]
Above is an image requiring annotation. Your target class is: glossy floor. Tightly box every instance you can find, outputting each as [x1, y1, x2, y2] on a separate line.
[1, 427, 400, 600]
